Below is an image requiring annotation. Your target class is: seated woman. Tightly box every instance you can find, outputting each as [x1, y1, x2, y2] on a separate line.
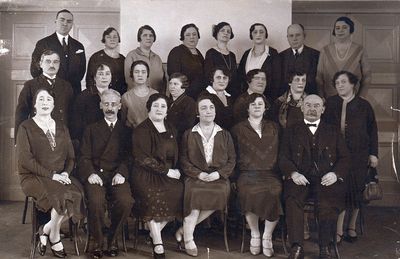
[86, 27, 126, 95]
[167, 73, 197, 141]
[271, 71, 308, 129]
[71, 63, 112, 147]
[125, 25, 166, 93]
[231, 93, 282, 257]
[204, 22, 240, 99]
[121, 60, 158, 128]
[199, 67, 234, 129]
[178, 94, 236, 256]
[131, 93, 184, 259]
[17, 88, 84, 258]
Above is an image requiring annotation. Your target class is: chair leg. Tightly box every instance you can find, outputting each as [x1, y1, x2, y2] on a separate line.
[359, 207, 364, 235]
[240, 215, 246, 253]
[223, 208, 229, 252]
[84, 221, 90, 253]
[280, 216, 289, 255]
[30, 202, 38, 259]
[22, 196, 29, 224]
[132, 217, 139, 250]
[73, 221, 80, 256]
[122, 221, 127, 253]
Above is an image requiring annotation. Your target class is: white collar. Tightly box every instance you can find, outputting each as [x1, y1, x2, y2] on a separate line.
[192, 123, 223, 140]
[206, 85, 231, 97]
[104, 118, 117, 127]
[43, 72, 56, 80]
[56, 32, 69, 45]
[251, 44, 270, 57]
[292, 45, 304, 55]
[304, 118, 320, 126]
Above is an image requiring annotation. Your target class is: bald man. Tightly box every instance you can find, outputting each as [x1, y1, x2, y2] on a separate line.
[279, 95, 349, 259]
[279, 24, 319, 96]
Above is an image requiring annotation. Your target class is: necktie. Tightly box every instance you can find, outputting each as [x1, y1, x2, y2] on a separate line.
[306, 123, 317, 127]
[62, 37, 67, 52]
[109, 123, 114, 131]
[295, 49, 299, 57]
[46, 77, 55, 86]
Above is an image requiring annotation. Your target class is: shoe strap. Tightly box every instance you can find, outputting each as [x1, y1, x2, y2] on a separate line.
[49, 239, 62, 247]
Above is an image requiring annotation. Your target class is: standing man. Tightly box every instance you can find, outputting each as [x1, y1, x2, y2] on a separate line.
[30, 9, 86, 97]
[78, 89, 133, 259]
[280, 24, 319, 95]
[15, 50, 73, 137]
[279, 95, 349, 259]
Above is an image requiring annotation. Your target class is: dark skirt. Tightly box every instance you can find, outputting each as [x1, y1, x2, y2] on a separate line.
[346, 153, 369, 209]
[237, 170, 283, 221]
[183, 177, 230, 217]
[20, 174, 85, 223]
[132, 169, 184, 222]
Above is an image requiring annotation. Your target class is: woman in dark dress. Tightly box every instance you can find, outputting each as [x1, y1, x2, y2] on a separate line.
[204, 22, 240, 99]
[167, 73, 197, 140]
[131, 93, 184, 258]
[167, 23, 205, 99]
[71, 63, 111, 147]
[199, 67, 234, 129]
[231, 93, 282, 257]
[238, 23, 281, 100]
[178, 94, 236, 257]
[324, 71, 378, 243]
[17, 88, 84, 258]
[86, 27, 126, 95]
[271, 71, 307, 129]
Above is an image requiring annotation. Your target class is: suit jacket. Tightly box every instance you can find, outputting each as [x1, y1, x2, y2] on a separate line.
[279, 45, 319, 95]
[279, 121, 349, 180]
[15, 75, 73, 137]
[238, 47, 281, 100]
[78, 119, 130, 182]
[30, 32, 86, 96]
[180, 126, 236, 179]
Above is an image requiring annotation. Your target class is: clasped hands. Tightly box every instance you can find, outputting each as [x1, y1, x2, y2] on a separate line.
[291, 171, 337, 186]
[52, 172, 71, 185]
[88, 173, 125, 186]
[198, 171, 220, 182]
[167, 169, 181, 179]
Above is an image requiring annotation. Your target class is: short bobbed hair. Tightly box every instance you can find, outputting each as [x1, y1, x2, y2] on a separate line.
[180, 23, 200, 41]
[146, 93, 170, 112]
[170, 73, 190, 89]
[332, 16, 355, 35]
[130, 60, 150, 78]
[137, 25, 156, 42]
[249, 23, 268, 40]
[212, 22, 234, 40]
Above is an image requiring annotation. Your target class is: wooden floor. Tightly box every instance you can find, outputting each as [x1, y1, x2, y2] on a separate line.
[0, 201, 399, 259]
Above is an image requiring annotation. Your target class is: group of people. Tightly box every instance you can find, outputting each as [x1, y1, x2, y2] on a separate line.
[14, 8, 378, 259]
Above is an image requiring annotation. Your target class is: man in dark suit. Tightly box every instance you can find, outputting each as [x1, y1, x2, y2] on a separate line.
[279, 94, 349, 259]
[30, 9, 86, 97]
[280, 24, 319, 95]
[78, 89, 134, 259]
[15, 50, 73, 138]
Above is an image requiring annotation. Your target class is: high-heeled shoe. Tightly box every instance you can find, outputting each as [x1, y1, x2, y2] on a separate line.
[152, 244, 165, 259]
[36, 225, 48, 256]
[184, 239, 198, 257]
[336, 233, 343, 245]
[49, 240, 67, 258]
[175, 227, 184, 251]
[262, 237, 274, 257]
[249, 236, 261, 255]
[344, 228, 358, 243]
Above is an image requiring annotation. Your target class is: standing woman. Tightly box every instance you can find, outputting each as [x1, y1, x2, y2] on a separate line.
[167, 73, 197, 141]
[324, 71, 378, 243]
[200, 67, 234, 129]
[316, 16, 371, 99]
[238, 23, 281, 100]
[86, 27, 127, 95]
[131, 93, 184, 259]
[17, 88, 84, 258]
[125, 25, 166, 93]
[204, 22, 240, 99]
[231, 93, 282, 257]
[167, 23, 205, 99]
[178, 94, 236, 256]
[121, 60, 158, 128]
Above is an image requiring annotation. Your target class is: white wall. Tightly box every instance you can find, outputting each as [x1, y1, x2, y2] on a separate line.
[120, 0, 292, 62]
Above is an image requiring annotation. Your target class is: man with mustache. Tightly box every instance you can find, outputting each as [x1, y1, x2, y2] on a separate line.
[78, 89, 133, 259]
[15, 50, 73, 139]
[279, 95, 349, 259]
[30, 9, 86, 97]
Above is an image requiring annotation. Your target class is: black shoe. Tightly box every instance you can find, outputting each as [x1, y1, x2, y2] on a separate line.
[106, 244, 119, 257]
[288, 244, 304, 259]
[91, 248, 103, 259]
[153, 244, 166, 259]
[36, 225, 48, 256]
[319, 246, 332, 259]
[49, 240, 67, 258]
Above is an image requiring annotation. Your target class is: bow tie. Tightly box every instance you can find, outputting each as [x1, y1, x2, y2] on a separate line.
[306, 123, 317, 127]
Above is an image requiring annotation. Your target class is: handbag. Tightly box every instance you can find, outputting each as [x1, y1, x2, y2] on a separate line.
[363, 167, 383, 202]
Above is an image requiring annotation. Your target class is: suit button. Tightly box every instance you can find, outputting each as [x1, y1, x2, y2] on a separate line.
[100, 169, 104, 172]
